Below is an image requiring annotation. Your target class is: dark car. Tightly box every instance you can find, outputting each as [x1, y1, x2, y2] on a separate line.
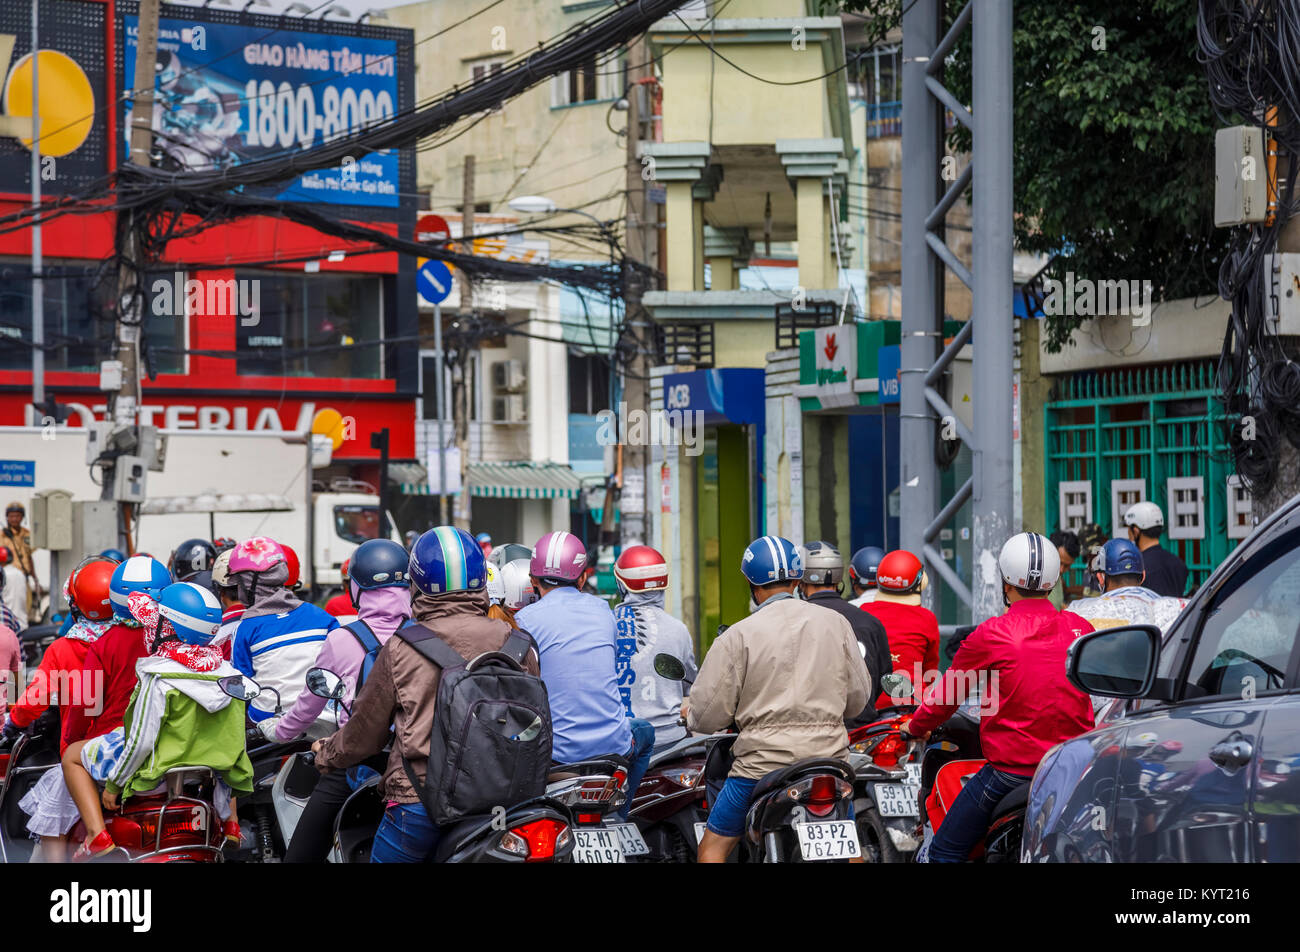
[1022, 494, 1300, 863]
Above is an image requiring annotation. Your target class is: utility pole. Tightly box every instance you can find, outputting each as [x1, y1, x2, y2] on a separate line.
[434, 302, 449, 525]
[453, 154, 475, 531]
[30, 0, 43, 413]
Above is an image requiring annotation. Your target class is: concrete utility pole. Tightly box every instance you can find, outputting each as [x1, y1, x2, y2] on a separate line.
[900, 0, 1014, 626]
[454, 154, 475, 531]
[30, 0, 43, 411]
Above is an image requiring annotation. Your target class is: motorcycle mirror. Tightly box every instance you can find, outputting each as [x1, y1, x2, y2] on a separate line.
[306, 667, 347, 701]
[653, 653, 687, 681]
[218, 674, 263, 703]
[880, 672, 914, 701]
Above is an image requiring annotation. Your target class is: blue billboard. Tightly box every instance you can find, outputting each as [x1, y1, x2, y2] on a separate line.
[122, 16, 400, 207]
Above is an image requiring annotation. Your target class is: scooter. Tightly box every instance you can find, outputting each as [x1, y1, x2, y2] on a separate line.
[847, 672, 923, 862]
[0, 707, 61, 863]
[627, 731, 734, 862]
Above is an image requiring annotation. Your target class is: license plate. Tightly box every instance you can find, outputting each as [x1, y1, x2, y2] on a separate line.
[873, 782, 920, 817]
[607, 822, 649, 857]
[795, 820, 861, 860]
[693, 821, 708, 844]
[904, 763, 922, 784]
[571, 828, 625, 863]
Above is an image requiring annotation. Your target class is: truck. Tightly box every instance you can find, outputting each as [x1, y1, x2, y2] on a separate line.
[0, 426, 397, 605]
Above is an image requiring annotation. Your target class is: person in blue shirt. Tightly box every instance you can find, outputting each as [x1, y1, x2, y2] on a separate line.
[225, 537, 338, 722]
[515, 530, 654, 820]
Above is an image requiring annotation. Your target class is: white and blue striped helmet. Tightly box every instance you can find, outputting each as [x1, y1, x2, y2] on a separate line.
[109, 555, 172, 622]
[409, 526, 487, 596]
[158, 582, 223, 646]
[741, 535, 803, 586]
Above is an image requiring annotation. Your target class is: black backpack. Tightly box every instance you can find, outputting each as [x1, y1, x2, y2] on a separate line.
[396, 622, 553, 824]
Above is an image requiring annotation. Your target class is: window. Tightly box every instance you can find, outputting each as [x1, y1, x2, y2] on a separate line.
[470, 58, 505, 84]
[569, 352, 610, 415]
[551, 53, 622, 107]
[235, 272, 382, 379]
[335, 505, 381, 544]
[1181, 529, 1300, 700]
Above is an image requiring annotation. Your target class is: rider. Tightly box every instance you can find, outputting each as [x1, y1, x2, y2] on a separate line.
[1068, 539, 1187, 633]
[170, 538, 217, 584]
[62, 581, 252, 859]
[324, 558, 356, 619]
[209, 548, 245, 661]
[228, 537, 338, 723]
[900, 532, 1096, 862]
[613, 545, 697, 751]
[861, 550, 941, 708]
[687, 535, 870, 863]
[1123, 501, 1189, 598]
[0, 546, 25, 631]
[798, 541, 890, 718]
[847, 546, 885, 607]
[515, 530, 655, 820]
[268, 538, 412, 863]
[312, 526, 540, 863]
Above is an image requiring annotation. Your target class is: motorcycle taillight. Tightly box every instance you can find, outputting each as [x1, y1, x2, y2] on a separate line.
[508, 818, 570, 863]
[807, 776, 838, 817]
[137, 806, 206, 844]
[872, 735, 908, 769]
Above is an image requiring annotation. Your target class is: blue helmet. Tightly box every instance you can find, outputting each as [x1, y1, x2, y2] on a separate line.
[1098, 539, 1143, 577]
[741, 536, 803, 586]
[100, 548, 126, 562]
[409, 526, 487, 597]
[849, 546, 886, 587]
[475, 532, 492, 544]
[157, 582, 223, 646]
[109, 555, 172, 621]
[350, 539, 411, 590]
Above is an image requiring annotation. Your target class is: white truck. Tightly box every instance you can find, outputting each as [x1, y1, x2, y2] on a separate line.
[0, 426, 397, 600]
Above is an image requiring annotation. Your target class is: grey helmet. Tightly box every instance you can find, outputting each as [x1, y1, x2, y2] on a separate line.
[801, 540, 844, 586]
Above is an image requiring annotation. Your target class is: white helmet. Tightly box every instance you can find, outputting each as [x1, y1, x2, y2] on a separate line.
[500, 558, 538, 612]
[211, 549, 233, 589]
[1123, 501, 1164, 531]
[485, 563, 505, 605]
[998, 532, 1060, 592]
[800, 541, 844, 586]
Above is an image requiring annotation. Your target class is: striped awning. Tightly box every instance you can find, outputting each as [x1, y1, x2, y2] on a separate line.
[469, 461, 584, 499]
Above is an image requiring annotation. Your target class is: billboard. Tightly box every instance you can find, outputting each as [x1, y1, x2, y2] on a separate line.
[122, 13, 402, 208]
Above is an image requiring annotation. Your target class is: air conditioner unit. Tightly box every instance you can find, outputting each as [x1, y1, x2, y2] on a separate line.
[491, 394, 526, 422]
[491, 359, 526, 392]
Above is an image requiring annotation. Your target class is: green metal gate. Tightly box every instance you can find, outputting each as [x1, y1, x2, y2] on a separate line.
[1045, 360, 1241, 591]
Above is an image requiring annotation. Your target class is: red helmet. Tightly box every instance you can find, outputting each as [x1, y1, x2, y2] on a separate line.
[282, 544, 301, 588]
[0, 546, 10, 566]
[875, 550, 924, 594]
[341, 557, 350, 581]
[69, 558, 118, 622]
[614, 545, 669, 592]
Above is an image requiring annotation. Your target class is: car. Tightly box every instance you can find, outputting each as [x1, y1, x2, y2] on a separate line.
[1022, 493, 1300, 863]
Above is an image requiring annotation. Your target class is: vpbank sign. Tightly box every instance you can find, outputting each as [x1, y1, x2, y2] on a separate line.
[811, 324, 858, 408]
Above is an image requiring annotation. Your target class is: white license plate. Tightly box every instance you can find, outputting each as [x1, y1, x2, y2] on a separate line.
[795, 820, 861, 860]
[693, 821, 709, 844]
[607, 822, 649, 856]
[904, 762, 922, 784]
[571, 828, 625, 863]
[873, 782, 920, 817]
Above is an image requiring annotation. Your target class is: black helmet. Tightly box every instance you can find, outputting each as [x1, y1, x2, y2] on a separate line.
[350, 539, 411, 590]
[849, 546, 886, 587]
[171, 538, 217, 582]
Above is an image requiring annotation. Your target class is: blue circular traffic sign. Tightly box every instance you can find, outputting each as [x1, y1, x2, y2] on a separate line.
[417, 258, 454, 304]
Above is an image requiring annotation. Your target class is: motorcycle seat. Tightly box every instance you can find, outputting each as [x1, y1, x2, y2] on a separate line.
[989, 781, 1029, 823]
[546, 754, 630, 783]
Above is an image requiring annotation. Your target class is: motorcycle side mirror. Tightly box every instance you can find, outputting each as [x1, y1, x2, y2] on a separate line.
[306, 667, 347, 701]
[880, 672, 914, 701]
[653, 653, 687, 682]
[218, 674, 262, 703]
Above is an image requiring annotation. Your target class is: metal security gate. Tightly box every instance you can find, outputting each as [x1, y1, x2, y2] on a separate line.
[1045, 360, 1242, 591]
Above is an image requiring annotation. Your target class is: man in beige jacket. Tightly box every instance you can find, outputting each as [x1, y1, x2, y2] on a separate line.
[686, 534, 871, 862]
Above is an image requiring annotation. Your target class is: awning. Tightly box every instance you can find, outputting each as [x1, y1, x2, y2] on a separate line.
[397, 462, 585, 499]
[140, 493, 294, 514]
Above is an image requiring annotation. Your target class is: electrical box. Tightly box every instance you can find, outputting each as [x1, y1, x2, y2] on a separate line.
[1263, 253, 1300, 335]
[1215, 126, 1267, 227]
[99, 360, 123, 392]
[138, 426, 167, 472]
[491, 359, 526, 392]
[112, 455, 148, 503]
[84, 422, 112, 466]
[30, 489, 74, 551]
[72, 500, 119, 559]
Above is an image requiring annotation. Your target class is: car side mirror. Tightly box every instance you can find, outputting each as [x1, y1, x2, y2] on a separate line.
[218, 674, 262, 702]
[1067, 625, 1161, 698]
[653, 653, 687, 681]
[306, 667, 347, 701]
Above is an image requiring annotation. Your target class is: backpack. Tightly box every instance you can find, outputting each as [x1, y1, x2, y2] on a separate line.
[396, 622, 553, 824]
[342, 620, 383, 692]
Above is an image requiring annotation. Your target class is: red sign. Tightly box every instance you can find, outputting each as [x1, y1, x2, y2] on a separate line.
[416, 214, 451, 244]
[823, 333, 839, 362]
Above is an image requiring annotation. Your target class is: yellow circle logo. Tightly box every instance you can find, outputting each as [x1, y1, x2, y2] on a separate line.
[3, 50, 95, 157]
[312, 408, 347, 451]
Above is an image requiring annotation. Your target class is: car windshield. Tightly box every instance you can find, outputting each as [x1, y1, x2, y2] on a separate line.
[334, 505, 380, 544]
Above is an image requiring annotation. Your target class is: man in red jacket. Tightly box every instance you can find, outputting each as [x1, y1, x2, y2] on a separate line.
[862, 550, 941, 708]
[901, 532, 1095, 863]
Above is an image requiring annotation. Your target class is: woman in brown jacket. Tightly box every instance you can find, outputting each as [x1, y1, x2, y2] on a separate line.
[312, 527, 539, 863]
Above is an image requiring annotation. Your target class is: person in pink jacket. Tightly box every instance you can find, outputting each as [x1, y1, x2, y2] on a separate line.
[901, 532, 1095, 863]
[257, 539, 411, 863]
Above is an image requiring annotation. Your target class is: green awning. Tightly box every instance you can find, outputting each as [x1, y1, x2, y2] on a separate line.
[469, 461, 583, 499]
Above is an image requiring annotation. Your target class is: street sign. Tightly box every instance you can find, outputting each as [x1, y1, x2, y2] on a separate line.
[877, 344, 901, 404]
[417, 258, 454, 305]
[0, 460, 35, 487]
[417, 214, 451, 244]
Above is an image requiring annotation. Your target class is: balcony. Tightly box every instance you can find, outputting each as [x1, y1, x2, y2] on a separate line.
[867, 101, 901, 139]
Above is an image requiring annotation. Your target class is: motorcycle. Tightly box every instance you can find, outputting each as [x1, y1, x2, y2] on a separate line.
[847, 672, 923, 862]
[0, 707, 61, 863]
[626, 731, 734, 863]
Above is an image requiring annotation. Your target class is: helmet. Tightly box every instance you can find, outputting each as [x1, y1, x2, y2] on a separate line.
[529, 531, 588, 584]
[409, 526, 487, 596]
[213, 537, 237, 554]
[157, 582, 223, 646]
[1097, 539, 1143, 577]
[998, 532, 1061, 592]
[849, 546, 886, 587]
[876, 550, 925, 594]
[109, 555, 172, 621]
[614, 545, 669, 592]
[1123, 501, 1164, 531]
[486, 563, 505, 604]
[5, 502, 23, 516]
[349, 539, 410, 590]
[500, 558, 539, 611]
[488, 542, 533, 570]
[741, 536, 802, 586]
[0, 546, 12, 566]
[475, 532, 492, 545]
[801, 541, 843, 586]
[69, 558, 117, 621]
[170, 538, 217, 582]
[99, 548, 126, 562]
[228, 537, 286, 574]
[341, 558, 351, 580]
[282, 545, 301, 588]
[211, 550, 234, 589]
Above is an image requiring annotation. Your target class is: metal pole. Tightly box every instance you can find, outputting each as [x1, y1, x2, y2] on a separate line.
[970, 0, 1015, 622]
[900, 0, 942, 596]
[305, 436, 314, 595]
[30, 0, 43, 411]
[434, 302, 448, 525]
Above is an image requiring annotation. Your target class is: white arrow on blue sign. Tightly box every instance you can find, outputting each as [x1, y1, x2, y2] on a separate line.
[417, 259, 454, 305]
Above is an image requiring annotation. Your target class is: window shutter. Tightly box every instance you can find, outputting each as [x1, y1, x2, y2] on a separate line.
[551, 73, 566, 108]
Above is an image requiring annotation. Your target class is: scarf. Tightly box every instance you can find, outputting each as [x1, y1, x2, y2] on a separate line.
[63, 616, 115, 644]
[125, 590, 224, 670]
[233, 562, 302, 618]
[353, 580, 412, 639]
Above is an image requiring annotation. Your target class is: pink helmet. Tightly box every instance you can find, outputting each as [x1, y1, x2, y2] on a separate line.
[228, 536, 287, 574]
[530, 530, 588, 584]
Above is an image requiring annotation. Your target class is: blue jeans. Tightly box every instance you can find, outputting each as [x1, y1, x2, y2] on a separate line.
[620, 718, 655, 820]
[370, 803, 442, 863]
[927, 763, 1029, 863]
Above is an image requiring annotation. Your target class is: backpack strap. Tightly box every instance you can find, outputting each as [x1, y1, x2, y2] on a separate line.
[501, 629, 533, 667]
[396, 621, 467, 671]
[343, 619, 381, 654]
